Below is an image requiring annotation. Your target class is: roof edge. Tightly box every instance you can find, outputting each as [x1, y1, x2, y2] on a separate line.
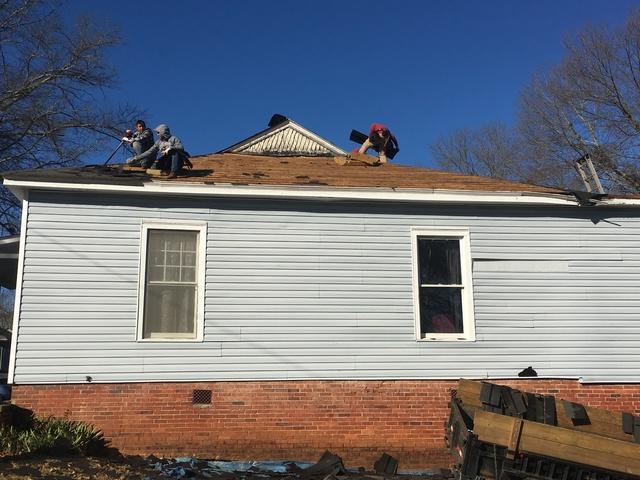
[2, 177, 585, 206]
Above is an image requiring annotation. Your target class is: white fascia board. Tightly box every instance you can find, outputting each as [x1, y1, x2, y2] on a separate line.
[2, 178, 583, 206]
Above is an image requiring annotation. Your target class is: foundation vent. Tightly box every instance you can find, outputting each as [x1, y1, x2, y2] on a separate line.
[192, 389, 212, 405]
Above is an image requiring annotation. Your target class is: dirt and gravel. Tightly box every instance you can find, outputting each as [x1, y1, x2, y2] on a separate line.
[0, 453, 163, 479]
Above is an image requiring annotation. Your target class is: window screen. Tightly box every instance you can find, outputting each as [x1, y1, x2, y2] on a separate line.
[143, 229, 199, 339]
[417, 237, 464, 335]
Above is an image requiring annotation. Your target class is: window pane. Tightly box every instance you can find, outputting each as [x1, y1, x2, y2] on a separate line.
[144, 284, 196, 338]
[182, 236, 197, 253]
[147, 264, 164, 282]
[167, 251, 181, 267]
[419, 287, 464, 334]
[165, 266, 181, 282]
[183, 252, 196, 267]
[181, 266, 196, 283]
[417, 238, 461, 285]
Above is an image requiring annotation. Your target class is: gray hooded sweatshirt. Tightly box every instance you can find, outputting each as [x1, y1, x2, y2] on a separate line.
[133, 124, 185, 162]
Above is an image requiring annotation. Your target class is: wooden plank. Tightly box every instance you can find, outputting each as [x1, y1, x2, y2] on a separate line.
[474, 410, 640, 475]
[348, 152, 381, 165]
[457, 379, 633, 443]
[506, 418, 523, 459]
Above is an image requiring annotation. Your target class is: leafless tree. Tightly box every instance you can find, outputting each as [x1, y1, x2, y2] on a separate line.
[0, 0, 138, 234]
[430, 122, 530, 182]
[518, 10, 640, 192]
[431, 10, 640, 193]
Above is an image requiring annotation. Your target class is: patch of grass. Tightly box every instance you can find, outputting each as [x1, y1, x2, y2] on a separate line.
[0, 416, 105, 456]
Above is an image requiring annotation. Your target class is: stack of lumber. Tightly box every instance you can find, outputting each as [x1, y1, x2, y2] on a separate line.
[455, 379, 640, 476]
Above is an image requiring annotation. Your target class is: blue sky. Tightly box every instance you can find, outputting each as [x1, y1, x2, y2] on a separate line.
[70, 0, 639, 167]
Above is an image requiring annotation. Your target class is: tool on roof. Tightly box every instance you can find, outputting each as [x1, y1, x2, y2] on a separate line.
[103, 130, 133, 167]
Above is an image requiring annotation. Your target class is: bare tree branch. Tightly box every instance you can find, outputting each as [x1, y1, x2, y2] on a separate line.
[0, 0, 141, 234]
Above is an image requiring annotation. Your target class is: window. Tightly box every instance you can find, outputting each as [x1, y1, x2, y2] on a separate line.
[411, 228, 475, 341]
[138, 223, 206, 341]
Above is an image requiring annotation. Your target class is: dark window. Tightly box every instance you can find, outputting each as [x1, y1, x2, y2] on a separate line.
[417, 237, 464, 336]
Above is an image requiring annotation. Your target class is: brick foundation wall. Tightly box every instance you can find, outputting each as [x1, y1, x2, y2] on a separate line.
[10, 379, 640, 469]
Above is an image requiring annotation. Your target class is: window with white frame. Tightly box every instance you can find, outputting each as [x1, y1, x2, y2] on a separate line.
[411, 228, 475, 341]
[138, 223, 206, 341]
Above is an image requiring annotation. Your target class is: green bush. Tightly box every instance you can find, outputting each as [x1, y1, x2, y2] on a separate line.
[0, 416, 105, 455]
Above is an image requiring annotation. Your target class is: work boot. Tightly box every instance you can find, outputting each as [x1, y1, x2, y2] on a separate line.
[166, 172, 178, 179]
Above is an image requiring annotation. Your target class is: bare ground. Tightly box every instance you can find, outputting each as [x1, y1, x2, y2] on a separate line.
[0, 453, 163, 479]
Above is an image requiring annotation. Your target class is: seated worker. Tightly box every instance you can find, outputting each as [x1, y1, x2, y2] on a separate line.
[358, 123, 399, 163]
[122, 120, 155, 159]
[128, 124, 191, 179]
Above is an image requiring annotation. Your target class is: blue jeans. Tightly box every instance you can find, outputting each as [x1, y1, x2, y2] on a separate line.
[133, 142, 156, 168]
[158, 152, 183, 173]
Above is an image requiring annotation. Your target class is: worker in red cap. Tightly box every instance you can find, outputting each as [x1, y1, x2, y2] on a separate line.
[358, 123, 399, 163]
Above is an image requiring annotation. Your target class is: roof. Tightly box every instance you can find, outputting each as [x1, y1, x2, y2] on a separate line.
[2, 153, 563, 193]
[220, 116, 346, 157]
[3, 153, 605, 207]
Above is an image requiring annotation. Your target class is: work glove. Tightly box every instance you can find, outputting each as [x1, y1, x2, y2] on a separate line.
[121, 137, 133, 143]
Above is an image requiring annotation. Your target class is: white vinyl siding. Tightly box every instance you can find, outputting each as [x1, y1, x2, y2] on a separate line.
[10, 192, 640, 384]
[411, 228, 475, 341]
[138, 222, 206, 342]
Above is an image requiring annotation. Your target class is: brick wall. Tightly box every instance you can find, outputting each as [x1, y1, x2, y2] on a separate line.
[10, 379, 640, 469]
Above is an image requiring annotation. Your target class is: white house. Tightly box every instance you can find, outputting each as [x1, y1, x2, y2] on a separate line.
[2, 117, 640, 468]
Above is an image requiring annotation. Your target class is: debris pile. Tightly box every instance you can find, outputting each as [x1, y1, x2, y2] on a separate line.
[146, 451, 452, 480]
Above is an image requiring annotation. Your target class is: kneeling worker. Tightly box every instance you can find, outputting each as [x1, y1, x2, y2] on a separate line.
[122, 120, 155, 159]
[128, 124, 191, 179]
[358, 123, 399, 164]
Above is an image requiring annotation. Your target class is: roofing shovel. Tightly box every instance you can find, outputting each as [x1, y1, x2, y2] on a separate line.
[103, 140, 125, 167]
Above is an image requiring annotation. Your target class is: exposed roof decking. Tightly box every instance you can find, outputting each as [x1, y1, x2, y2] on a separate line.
[178, 154, 565, 193]
[2, 153, 565, 195]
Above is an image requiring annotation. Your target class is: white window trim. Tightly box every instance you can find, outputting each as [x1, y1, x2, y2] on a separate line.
[410, 227, 476, 342]
[137, 221, 207, 342]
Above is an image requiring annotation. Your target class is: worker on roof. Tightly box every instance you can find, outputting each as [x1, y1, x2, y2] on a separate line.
[122, 120, 155, 161]
[127, 124, 191, 179]
[358, 123, 399, 164]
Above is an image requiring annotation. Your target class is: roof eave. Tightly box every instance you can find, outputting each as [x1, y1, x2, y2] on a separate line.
[2, 177, 583, 206]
